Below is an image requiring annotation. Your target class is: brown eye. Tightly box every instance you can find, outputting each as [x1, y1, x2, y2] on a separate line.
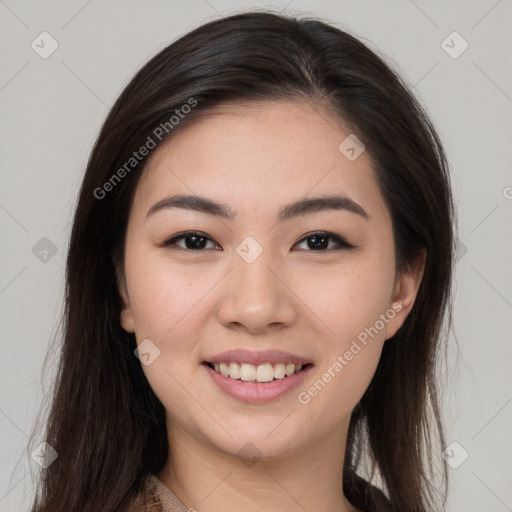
[294, 232, 354, 251]
[163, 231, 221, 251]
[162, 231, 354, 252]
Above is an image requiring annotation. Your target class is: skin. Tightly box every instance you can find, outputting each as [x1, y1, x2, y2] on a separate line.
[117, 99, 425, 512]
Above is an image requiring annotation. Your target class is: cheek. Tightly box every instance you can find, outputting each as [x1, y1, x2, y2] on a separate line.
[300, 345, 381, 424]
[298, 256, 395, 345]
[124, 250, 213, 414]
[294, 257, 394, 411]
[125, 245, 213, 343]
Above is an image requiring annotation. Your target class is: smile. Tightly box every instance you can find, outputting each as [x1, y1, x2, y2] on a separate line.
[202, 361, 313, 403]
[205, 361, 309, 383]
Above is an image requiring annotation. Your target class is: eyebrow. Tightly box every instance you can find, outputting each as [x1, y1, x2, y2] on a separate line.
[145, 193, 369, 222]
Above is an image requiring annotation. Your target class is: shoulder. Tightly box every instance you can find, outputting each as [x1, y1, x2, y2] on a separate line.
[127, 472, 392, 512]
[127, 474, 191, 512]
[125, 475, 164, 512]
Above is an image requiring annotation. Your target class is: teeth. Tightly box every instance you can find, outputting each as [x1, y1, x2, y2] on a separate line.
[230, 362, 241, 379]
[240, 363, 256, 381]
[256, 363, 274, 382]
[213, 362, 304, 382]
[220, 363, 229, 377]
[274, 363, 286, 379]
[285, 363, 296, 376]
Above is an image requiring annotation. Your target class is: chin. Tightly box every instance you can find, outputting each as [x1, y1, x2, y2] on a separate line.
[204, 424, 307, 462]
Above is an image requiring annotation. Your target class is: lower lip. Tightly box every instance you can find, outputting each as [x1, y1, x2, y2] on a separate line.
[203, 363, 312, 404]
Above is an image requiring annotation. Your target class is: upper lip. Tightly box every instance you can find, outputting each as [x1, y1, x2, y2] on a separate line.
[203, 349, 312, 366]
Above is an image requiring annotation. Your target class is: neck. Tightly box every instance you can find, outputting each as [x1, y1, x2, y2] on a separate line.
[157, 419, 359, 512]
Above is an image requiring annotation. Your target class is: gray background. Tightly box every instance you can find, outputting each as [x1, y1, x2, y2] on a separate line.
[1, 1, 511, 510]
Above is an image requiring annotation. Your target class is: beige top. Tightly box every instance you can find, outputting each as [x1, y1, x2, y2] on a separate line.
[129, 472, 392, 511]
[130, 475, 190, 512]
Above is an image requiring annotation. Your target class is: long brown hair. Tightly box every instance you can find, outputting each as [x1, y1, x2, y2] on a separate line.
[27, 10, 455, 511]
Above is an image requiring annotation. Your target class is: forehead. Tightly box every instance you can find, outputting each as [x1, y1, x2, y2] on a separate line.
[133, 99, 386, 220]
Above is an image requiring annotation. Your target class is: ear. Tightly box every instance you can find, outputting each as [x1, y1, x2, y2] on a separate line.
[115, 263, 136, 334]
[385, 248, 426, 340]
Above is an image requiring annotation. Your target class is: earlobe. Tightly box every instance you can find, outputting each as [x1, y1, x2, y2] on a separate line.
[115, 265, 136, 334]
[394, 248, 426, 311]
[120, 308, 136, 333]
[385, 248, 426, 340]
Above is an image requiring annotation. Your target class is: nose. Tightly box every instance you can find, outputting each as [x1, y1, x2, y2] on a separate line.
[216, 246, 297, 335]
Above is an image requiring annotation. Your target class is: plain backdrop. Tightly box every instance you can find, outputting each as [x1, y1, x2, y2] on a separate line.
[0, 1, 511, 511]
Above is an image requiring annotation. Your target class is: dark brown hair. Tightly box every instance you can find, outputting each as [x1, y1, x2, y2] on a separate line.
[27, 10, 455, 512]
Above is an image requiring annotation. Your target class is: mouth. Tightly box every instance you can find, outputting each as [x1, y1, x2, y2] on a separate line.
[202, 361, 313, 383]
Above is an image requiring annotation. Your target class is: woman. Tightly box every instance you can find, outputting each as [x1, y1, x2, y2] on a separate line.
[29, 10, 455, 512]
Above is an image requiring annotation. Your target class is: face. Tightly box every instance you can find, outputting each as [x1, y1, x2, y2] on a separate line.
[117, 99, 424, 461]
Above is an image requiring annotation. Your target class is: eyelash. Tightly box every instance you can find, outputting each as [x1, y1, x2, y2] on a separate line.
[161, 231, 355, 252]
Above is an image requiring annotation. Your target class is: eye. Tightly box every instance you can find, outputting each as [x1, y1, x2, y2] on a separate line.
[162, 230, 354, 252]
[162, 231, 221, 251]
[293, 231, 354, 251]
